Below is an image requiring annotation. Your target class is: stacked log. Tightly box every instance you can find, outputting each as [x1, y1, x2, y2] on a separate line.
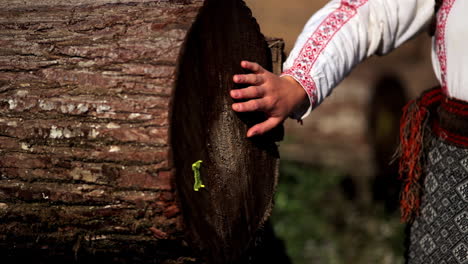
[0, 0, 282, 263]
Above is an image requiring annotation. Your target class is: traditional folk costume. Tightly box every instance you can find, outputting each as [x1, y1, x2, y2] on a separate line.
[281, 0, 468, 263]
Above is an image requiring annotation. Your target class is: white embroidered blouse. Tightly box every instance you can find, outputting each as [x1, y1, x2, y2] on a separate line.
[282, 0, 464, 119]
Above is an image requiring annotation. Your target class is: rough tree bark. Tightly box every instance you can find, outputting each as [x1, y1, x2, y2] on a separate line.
[0, 0, 282, 263]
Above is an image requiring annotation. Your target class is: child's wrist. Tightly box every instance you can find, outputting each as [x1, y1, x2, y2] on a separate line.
[280, 75, 310, 119]
[280, 75, 308, 102]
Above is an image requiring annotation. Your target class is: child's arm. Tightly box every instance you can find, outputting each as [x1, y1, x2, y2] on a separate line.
[231, 61, 307, 137]
[232, 0, 435, 137]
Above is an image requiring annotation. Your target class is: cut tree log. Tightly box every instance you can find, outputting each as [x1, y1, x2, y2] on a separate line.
[0, 0, 282, 263]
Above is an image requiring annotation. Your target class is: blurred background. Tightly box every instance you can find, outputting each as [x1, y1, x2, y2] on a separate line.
[244, 1, 439, 263]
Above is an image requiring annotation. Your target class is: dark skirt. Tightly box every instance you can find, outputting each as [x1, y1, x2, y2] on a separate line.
[405, 89, 468, 264]
[407, 135, 468, 264]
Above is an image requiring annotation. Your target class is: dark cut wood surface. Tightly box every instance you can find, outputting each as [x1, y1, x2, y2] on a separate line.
[171, 0, 281, 263]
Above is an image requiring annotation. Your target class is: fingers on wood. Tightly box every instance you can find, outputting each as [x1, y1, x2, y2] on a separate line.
[247, 117, 282, 137]
[241, 61, 263, 73]
[231, 86, 264, 99]
[233, 74, 263, 85]
[232, 99, 265, 112]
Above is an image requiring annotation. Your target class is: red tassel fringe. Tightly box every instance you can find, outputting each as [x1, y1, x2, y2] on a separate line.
[398, 88, 442, 222]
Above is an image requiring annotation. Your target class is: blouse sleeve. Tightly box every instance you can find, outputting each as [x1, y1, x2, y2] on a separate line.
[282, 0, 435, 120]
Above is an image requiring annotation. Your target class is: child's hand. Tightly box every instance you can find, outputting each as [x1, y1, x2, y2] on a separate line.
[231, 61, 308, 138]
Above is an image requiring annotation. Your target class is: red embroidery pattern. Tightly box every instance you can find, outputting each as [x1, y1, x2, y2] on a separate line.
[282, 0, 368, 108]
[435, 0, 455, 93]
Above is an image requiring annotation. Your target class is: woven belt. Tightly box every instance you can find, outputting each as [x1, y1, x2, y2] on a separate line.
[397, 86, 468, 221]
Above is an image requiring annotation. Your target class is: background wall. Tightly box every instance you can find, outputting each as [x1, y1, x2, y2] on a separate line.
[244, 1, 439, 263]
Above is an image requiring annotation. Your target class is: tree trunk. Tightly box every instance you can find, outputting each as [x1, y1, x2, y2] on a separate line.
[0, 0, 282, 263]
